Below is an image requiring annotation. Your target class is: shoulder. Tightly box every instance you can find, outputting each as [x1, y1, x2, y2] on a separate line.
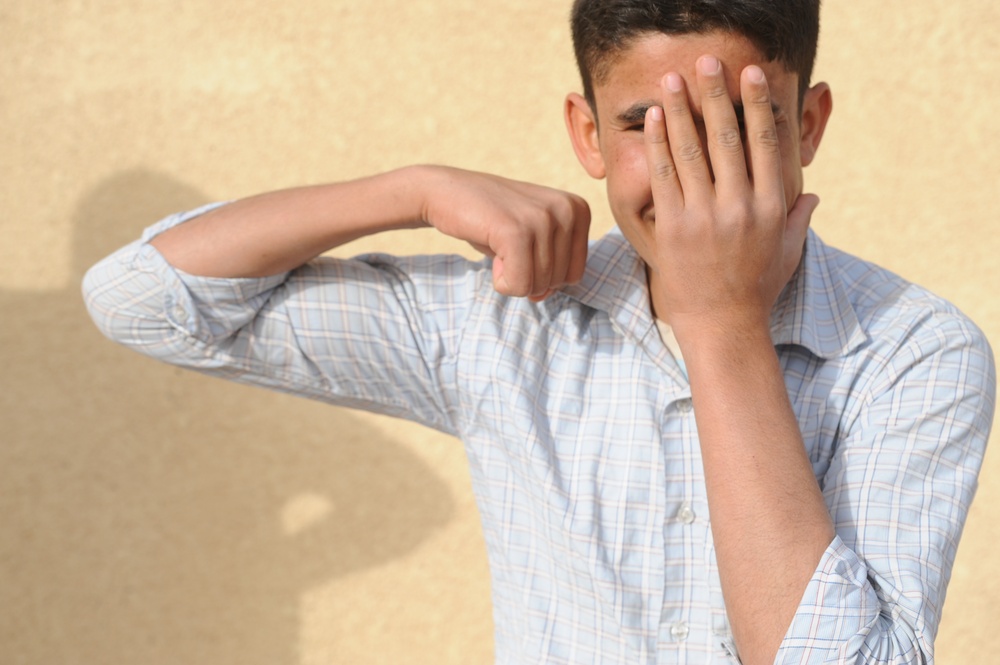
[304, 250, 602, 333]
[810, 234, 995, 401]
[815, 233, 990, 351]
[295, 251, 493, 311]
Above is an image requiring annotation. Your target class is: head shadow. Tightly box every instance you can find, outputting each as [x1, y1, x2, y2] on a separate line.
[1, 167, 457, 664]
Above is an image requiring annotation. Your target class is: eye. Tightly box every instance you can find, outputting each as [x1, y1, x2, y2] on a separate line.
[625, 123, 645, 133]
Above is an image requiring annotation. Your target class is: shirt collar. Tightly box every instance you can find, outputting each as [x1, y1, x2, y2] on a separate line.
[769, 229, 869, 359]
[560, 228, 657, 344]
[562, 228, 868, 360]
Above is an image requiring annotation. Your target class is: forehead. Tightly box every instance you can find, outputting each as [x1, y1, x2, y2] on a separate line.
[593, 30, 798, 118]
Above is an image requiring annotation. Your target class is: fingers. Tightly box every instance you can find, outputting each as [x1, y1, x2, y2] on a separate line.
[696, 55, 749, 194]
[493, 192, 590, 300]
[657, 58, 781, 204]
[659, 71, 712, 204]
[644, 103, 682, 208]
[493, 229, 556, 299]
[426, 168, 589, 300]
[540, 194, 591, 297]
[740, 65, 783, 201]
[773, 192, 819, 286]
[492, 228, 534, 297]
[527, 196, 590, 302]
[785, 193, 819, 257]
[531, 195, 589, 298]
[565, 195, 591, 284]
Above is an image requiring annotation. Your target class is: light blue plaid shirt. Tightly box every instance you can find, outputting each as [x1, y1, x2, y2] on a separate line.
[84, 203, 995, 663]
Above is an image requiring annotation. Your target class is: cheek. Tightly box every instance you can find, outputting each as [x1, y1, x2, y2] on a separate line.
[604, 140, 650, 208]
[779, 150, 803, 208]
[776, 125, 804, 205]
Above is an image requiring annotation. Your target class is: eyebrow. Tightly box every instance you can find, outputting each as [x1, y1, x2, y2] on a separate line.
[615, 100, 782, 126]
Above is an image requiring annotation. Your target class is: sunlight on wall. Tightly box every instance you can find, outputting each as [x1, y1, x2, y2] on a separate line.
[282, 494, 336, 537]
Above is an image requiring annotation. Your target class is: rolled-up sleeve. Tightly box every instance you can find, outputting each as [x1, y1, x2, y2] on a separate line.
[776, 314, 996, 664]
[82, 203, 484, 434]
[83, 203, 287, 360]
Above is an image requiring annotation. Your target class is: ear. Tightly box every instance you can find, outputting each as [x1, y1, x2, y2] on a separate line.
[564, 93, 606, 179]
[799, 82, 832, 167]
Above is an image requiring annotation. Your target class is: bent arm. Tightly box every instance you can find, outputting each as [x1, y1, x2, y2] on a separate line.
[147, 167, 427, 278]
[775, 320, 995, 663]
[682, 326, 836, 664]
[83, 164, 590, 428]
[82, 203, 481, 432]
[146, 165, 591, 298]
[683, 310, 995, 665]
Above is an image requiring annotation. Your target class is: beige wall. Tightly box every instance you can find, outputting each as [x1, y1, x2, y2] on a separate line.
[2, 1, 997, 662]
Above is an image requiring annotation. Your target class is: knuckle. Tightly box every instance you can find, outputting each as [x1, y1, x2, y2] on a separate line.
[753, 127, 780, 151]
[495, 221, 523, 243]
[646, 129, 668, 145]
[545, 203, 567, 224]
[651, 157, 678, 181]
[704, 84, 730, 100]
[560, 195, 580, 221]
[676, 140, 705, 163]
[666, 102, 689, 119]
[500, 274, 531, 297]
[748, 88, 771, 106]
[536, 249, 554, 274]
[713, 127, 743, 152]
[571, 195, 591, 222]
[521, 208, 549, 233]
[722, 201, 753, 229]
[554, 213, 575, 237]
[759, 199, 786, 221]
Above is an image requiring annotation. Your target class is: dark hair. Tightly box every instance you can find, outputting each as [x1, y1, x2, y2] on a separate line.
[571, 0, 820, 110]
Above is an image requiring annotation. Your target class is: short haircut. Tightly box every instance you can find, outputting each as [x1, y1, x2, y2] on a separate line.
[571, 0, 821, 111]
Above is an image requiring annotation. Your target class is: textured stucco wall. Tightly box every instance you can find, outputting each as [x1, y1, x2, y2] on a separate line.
[2, 1, 997, 662]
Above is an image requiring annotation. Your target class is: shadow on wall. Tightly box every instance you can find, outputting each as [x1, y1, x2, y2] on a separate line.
[0, 169, 454, 664]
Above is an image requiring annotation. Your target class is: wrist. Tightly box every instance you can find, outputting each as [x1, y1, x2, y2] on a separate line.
[672, 312, 774, 359]
[386, 165, 437, 230]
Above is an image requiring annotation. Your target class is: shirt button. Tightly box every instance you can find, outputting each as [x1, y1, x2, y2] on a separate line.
[676, 399, 693, 413]
[670, 620, 690, 642]
[677, 502, 696, 525]
[172, 303, 188, 321]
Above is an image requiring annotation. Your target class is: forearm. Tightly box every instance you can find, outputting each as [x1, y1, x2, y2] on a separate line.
[683, 324, 835, 665]
[149, 166, 429, 277]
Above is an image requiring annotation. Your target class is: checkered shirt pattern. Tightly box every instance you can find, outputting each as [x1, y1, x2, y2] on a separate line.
[84, 203, 995, 664]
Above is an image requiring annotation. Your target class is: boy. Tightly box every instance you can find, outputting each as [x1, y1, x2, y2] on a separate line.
[83, 0, 995, 662]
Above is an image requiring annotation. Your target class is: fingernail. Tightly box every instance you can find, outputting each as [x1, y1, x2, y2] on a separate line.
[649, 105, 664, 122]
[746, 65, 765, 84]
[698, 55, 720, 75]
[665, 72, 683, 92]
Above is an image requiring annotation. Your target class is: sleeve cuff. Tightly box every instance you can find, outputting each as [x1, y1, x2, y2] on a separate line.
[774, 534, 919, 663]
[139, 200, 230, 242]
[139, 201, 290, 340]
[84, 202, 291, 350]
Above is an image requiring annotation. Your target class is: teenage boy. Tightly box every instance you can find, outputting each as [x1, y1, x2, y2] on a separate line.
[83, 1, 995, 663]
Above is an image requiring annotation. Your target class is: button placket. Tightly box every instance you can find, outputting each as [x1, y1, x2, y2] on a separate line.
[670, 620, 690, 642]
[676, 502, 696, 525]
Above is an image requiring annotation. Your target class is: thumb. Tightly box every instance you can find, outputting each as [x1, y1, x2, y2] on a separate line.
[492, 255, 509, 293]
[785, 193, 819, 252]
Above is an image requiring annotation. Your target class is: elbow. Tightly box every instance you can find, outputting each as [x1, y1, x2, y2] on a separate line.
[82, 261, 120, 342]
[81, 253, 177, 352]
